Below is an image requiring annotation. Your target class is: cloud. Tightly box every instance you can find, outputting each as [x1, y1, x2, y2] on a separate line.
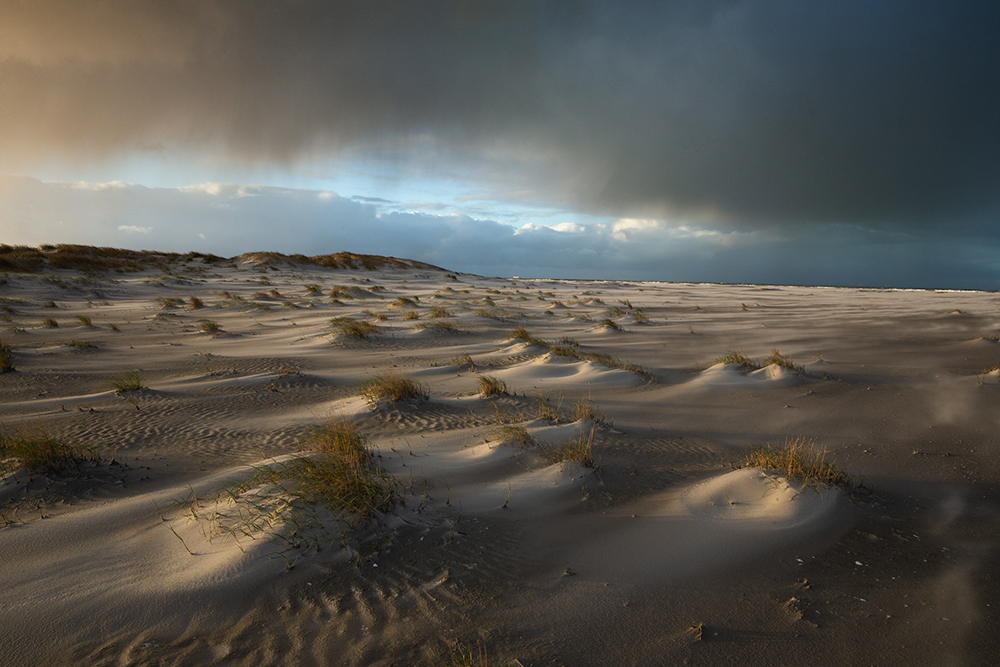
[3, 1, 999, 230]
[3, 174, 1000, 289]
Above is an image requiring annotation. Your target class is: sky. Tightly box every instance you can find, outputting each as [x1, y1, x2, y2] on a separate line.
[2, 1, 999, 288]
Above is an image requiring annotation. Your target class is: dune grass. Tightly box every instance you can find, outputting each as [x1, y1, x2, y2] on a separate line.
[414, 321, 461, 332]
[0, 340, 13, 372]
[715, 350, 760, 370]
[42, 317, 58, 328]
[359, 370, 428, 406]
[67, 339, 96, 349]
[109, 368, 144, 393]
[491, 424, 536, 448]
[741, 438, 854, 489]
[429, 306, 452, 318]
[478, 375, 509, 397]
[188, 296, 204, 309]
[75, 315, 92, 327]
[199, 320, 221, 333]
[331, 317, 380, 339]
[545, 427, 595, 468]
[259, 419, 401, 520]
[0, 424, 100, 476]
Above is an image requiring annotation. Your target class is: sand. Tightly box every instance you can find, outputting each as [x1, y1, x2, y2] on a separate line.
[1, 252, 999, 665]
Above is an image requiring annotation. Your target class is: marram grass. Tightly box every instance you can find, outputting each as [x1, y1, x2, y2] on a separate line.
[0, 424, 100, 476]
[741, 438, 854, 488]
[359, 369, 428, 406]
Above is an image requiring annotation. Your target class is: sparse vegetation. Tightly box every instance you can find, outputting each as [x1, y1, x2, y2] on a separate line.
[478, 375, 509, 397]
[359, 370, 428, 406]
[109, 368, 144, 393]
[714, 351, 761, 370]
[42, 317, 58, 328]
[0, 424, 100, 476]
[331, 317, 380, 339]
[414, 321, 461, 332]
[67, 339, 96, 349]
[547, 427, 595, 467]
[715, 349, 803, 373]
[491, 424, 535, 448]
[75, 315, 92, 327]
[404, 310, 419, 320]
[199, 320, 221, 334]
[429, 306, 452, 318]
[740, 438, 855, 489]
[0, 340, 13, 372]
[188, 296, 204, 310]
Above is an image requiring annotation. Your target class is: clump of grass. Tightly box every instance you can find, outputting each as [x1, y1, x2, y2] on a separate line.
[741, 438, 854, 488]
[359, 370, 428, 406]
[506, 325, 547, 347]
[491, 424, 535, 448]
[0, 424, 100, 476]
[429, 306, 452, 318]
[547, 427, 595, 468]
[715, 351, 761, 370]
[571, 397, 603, 422]
[0, 340, 13, 372]
[765, 349, 803, 373]
[598, 318, 623, 331]
[42, 317, 59, 328]
[43, 300, 57, 308]
[108, 323, 119, 332]
[304, 284, 322, 295]
[445, 641, 511, 667]
[478, 375, 509, 397]
[534, 395, 562, 421]
[414, 321, 461, 332]
[269, 289, 282, 298]
[109, 368, 144, 393]
[282, 300, 299, 309]
[331, 317, 380, 340]
[75, 315, 92, 327]
[157, 297, 185, 308]
[452, 352, 477, 371]
[199, 320, 221, 333]
[404, 310, 419, 320]
[188, 296, 204, 310]
[476, 307, 511, 321]
[67, 339, 96, 349]
[389, 296, 418, 308]
[632, 311, 649, 323]
[375, 312, 387, 321]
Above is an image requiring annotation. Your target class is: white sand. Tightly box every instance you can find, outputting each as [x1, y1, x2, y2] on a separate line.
[1, 254, 997, 665]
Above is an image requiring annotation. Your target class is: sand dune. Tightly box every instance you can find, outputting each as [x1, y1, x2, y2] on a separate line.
[2, 250, 999, 665]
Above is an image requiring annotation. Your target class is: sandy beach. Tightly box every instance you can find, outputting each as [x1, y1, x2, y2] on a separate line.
[2, 247, 999, 666]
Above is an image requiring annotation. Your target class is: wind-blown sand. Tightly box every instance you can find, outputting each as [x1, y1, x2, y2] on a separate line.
[2, 251, 999, 665]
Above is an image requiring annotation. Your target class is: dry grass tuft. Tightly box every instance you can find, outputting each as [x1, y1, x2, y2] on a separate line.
[546, 427, 595, 468]
[359, 370, 428, 406]
[741, 438, 854, 488]
[765, 349, 804, 373]
[331, 317, 380, 339]
[0, 424, 100, 476]
[491, 424, 535, 448]
[715, 350, 761, 370]
[0, 340, 13, 372]
[42, 317, 58, 328]
[414, 321, 461, 333]
[404, 310, 420, 320]
[188, 296, 204, 310]
[429, 306, 453, 318]
[199, 320, 221, 333]
[108, 368, 144, 393]
[477, 375, 509, 397]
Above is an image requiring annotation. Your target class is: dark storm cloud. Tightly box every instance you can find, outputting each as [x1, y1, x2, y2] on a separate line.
[3, 1, 999, 227]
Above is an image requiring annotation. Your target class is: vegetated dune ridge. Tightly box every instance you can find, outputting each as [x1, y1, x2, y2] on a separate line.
[1, 246, 999, 666]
